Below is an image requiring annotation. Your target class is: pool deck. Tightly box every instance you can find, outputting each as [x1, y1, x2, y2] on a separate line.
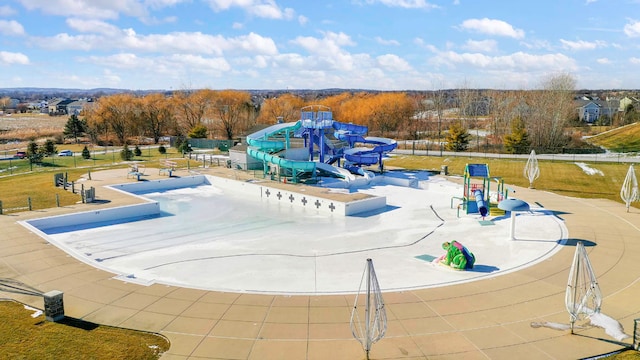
[2, 166, 640, 359]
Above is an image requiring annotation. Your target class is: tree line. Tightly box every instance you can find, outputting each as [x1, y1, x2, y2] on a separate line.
[69, 74, 633, 154]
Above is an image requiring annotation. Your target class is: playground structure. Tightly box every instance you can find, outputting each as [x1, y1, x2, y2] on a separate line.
[457, 163, 510, 217]
[246, 105, 397, 183]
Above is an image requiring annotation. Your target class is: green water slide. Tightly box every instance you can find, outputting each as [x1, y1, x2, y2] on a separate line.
[246, 121, 317, 175]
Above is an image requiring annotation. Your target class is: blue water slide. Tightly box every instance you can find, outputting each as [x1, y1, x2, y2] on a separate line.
[343, 147, 380, 165]
[473, 189, 488, 217]
[332, 122, 368, 146]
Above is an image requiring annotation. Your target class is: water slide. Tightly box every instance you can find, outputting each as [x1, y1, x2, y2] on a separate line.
[246, 121, 317, 173]
[333, 122, 397, 166]
[247, 117, 398, 179]
[473, 189, 488, 217]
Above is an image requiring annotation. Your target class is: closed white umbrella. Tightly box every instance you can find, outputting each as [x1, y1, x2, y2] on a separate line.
[350, 258, 387, 360]
[565, 241, 602, 334]
[620, 164, 638, 212]
[524, 149, 540, 188]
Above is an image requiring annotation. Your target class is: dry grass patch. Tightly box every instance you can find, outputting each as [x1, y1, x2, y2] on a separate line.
[0, 301, 169, 360]
[0, 114, 67, 150]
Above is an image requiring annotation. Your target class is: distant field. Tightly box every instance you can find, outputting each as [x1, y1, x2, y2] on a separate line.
[0, 113, 67, 151]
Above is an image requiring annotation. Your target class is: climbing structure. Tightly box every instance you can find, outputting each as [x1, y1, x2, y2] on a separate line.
[460, 163, 511, 217]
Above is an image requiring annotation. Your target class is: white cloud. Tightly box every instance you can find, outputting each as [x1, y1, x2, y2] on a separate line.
[228, 32, 279, 55]
[16, 0, 147, 20]
[292, 31, 355, 54]
[375, 36, 400, 46]
[145, 0, 190, 9]
[624, 19, 640, 37]
[630, 57, 640, 64]
[462, 39, 497, 52]
[459, 18, 525, 39]
[32, 29, 279, 57]
[429, 50, 577, 72]
[298, 15, 308, 26]
[0, 5, 17, 16]
[0, 51, 29, 65]
[66, 19, 120, 36]
[364, 0, 439, 9]
[0, 20, 25, 36]
[521, 39, 553, 50]
[596, 58, 610, 64]
[560, 39, 606, 50]
[204, 0, 295, 20]
[376, 54, 412, 71]
[85, 53, 231, 75]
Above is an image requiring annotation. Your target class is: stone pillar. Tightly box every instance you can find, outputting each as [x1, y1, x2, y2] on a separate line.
[43, 290, 64, 322]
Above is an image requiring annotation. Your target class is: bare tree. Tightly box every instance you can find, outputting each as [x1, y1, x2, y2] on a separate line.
[140, 93, 175, 143]
[526, 73, 576, 152]
[213, 90, 252, 140]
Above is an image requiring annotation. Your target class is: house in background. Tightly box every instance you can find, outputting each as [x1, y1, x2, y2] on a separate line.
[575, 98, 620, 124]
[619, 96, 640, 112]
[47, 98, 92, 115]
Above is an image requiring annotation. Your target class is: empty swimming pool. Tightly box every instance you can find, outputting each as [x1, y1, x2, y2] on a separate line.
[22, 174, 567, 295]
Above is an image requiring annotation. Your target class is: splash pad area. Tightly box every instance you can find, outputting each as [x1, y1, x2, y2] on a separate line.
[20, 171, 566, 295]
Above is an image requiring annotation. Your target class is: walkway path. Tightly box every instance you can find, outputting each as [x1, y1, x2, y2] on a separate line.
[1, 167, 639, 359]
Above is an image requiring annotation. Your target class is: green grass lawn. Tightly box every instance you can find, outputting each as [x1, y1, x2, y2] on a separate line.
[385, 154, 634, 206]
[0, 146, 191, 213]
[0, 301, 169, 360]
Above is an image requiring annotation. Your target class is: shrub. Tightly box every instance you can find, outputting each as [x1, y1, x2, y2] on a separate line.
[188, 124, 208, 139]
[120, 144, 134, 161]
[134, 145, 142, 157]
[158, 145, 166, 154]
[82, 146, 91, 159]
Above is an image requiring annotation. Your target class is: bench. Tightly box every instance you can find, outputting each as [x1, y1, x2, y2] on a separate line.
[159, 160, 177, 177]
[127, 164, 146, 181]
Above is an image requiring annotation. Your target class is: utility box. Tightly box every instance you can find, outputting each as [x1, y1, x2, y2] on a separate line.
[44, 290, 65, 322]
[441, 165, 448, 175]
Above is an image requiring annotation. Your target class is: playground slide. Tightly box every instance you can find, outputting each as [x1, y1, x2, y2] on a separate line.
[474, 189, 488, 217]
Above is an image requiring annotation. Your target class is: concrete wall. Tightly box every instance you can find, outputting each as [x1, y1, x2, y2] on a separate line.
[204, 175, 385, 216]
[24, 174, 386, 233]
[24, 202, 161, 232]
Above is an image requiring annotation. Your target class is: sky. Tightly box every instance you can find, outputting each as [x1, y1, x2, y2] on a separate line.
[1, 0, 639, 91]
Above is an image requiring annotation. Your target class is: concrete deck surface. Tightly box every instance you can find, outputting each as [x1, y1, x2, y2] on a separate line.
[1, 166, 640, 359]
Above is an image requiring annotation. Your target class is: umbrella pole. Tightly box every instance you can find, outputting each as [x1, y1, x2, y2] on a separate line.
[365, 259, 371, 360]
[570, 253, 580, 335]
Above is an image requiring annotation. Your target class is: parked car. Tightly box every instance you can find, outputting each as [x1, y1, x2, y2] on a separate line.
[57, 150, 73, 157]
[15, 151, 26, 159]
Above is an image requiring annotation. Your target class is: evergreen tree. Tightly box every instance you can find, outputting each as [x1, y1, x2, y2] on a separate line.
[120, 144, 134, 161]
[503, 117, 531, 154]
[134, 145, 142, 157]
[43, 139, 57, 156]
[27, 141, 44, 164]
[178, 140, 192, 154]
[82, 146, 91, 159]
[444, 122, 470, 152]
[63, 114, 87, 144]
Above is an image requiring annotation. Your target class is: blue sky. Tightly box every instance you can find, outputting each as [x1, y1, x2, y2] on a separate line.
[1, 0, 639, 91]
